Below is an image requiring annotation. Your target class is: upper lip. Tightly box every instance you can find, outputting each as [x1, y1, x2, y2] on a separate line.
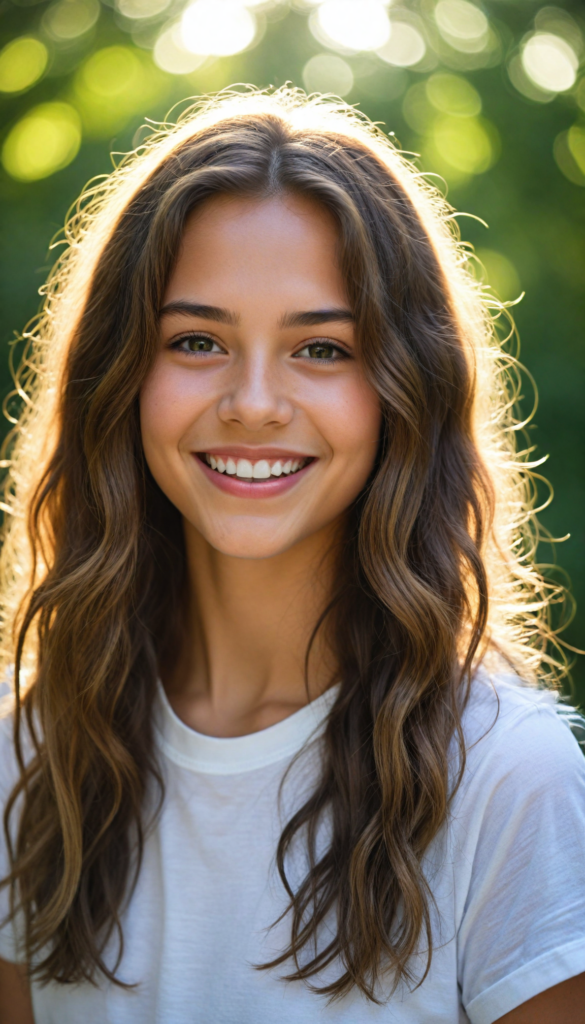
[196, 447, 315, 460]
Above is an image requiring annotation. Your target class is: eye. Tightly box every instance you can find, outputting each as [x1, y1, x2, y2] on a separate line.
[294, 340, 349, 362]
[170, 333, 224, 355]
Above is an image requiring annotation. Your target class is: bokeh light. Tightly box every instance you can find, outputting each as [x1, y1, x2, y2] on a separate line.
[154, 23, 207, 74]
[403, 82, 435, 134]
[521, 33, 578, 94]
[430, 115, 499, 178]
[554, 127, 585, 187]
[181, 1, 257, 57]
[42, 0, 100, 41]
[377, 22, 426, 68]
[0, 38, 48, 94]
[2, 102, 81, 182]
[534, 6, 583, 57]
[434, 0, 489, 53]
[312, 1, 390, 54]
[403, 83, 434, 135]
[73, 46, 163, 137]
[507, 55, 554, 104]
[568, 127, 585, 176]
[117, 0, 171, 20]
[302, 53, 353, 96]
[475, 248, 521, 302]
[402, 75, 498, 183]
[426, 73, 481, 117]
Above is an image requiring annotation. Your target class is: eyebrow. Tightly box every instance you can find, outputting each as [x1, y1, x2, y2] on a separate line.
[158, 301, 354, 329]
[279, 308, 354, 329]
[158, 301, 240, 325]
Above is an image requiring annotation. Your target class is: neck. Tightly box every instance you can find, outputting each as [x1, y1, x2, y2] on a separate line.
[164, 520, 341, 737]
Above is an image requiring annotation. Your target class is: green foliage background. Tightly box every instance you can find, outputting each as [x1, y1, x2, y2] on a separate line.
[0, 0, 583, 697]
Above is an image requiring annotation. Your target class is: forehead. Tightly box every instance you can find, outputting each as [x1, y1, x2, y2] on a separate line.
[183, 191, 338, 249]
[165, 193, 347, 309]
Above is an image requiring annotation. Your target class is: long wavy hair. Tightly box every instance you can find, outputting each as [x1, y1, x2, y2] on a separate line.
[0, 87, 564, 1000]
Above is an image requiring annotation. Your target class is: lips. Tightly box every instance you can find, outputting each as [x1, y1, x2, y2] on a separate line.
[193, 449, 316, 497]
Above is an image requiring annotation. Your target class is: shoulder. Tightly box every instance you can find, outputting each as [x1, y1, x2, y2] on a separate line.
[450, 672, 585, 1021]
[453, 668, 585, 818]
[462, 668, 582, 759]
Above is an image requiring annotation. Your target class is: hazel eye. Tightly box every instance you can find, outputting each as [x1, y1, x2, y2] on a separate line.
[295, 341, 348, 361]
[171, 333, 224, 354]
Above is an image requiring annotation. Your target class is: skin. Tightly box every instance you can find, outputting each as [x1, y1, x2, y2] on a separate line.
[140, 193, 381, 737]
[0, 961, 34, 1024]
[2, 193, 584, 1020]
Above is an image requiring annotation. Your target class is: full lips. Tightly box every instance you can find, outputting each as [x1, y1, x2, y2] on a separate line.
[194, 455, 315, 498]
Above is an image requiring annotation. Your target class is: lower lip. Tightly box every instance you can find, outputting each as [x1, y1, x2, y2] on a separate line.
[194, 456, 315, 498]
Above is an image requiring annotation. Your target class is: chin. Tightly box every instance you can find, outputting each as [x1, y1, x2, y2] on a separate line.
[193, 521, 306, 561]
[208, 539, 298, 561]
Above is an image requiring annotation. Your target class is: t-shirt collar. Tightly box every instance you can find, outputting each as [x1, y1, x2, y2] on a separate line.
[154, 680, 339, 775]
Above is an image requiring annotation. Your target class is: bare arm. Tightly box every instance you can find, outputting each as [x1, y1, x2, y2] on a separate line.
[0, 958, 34, 1024]
[495, 972, 585, 1024]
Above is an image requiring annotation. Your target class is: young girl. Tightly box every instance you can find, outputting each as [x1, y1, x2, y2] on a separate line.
[0, 88, 584, 1024]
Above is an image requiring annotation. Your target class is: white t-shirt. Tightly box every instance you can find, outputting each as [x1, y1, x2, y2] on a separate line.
[1, 672, 585, 1024]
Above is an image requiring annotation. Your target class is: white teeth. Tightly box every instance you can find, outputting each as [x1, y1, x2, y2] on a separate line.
[205, 455, 308, 478]
[236, 458, 254, 479]
[253, 460, 271, 479]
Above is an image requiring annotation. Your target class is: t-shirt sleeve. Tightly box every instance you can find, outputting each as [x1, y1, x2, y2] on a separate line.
[456, 702, 585, 1024]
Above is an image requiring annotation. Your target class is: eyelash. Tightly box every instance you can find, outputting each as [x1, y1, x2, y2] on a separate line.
[169, 332, 224, 355]
[294, 339, 350, 363]
[168, 332, 350, 362]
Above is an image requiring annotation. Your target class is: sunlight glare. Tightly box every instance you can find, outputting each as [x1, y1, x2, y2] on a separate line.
[521, 33, 578, 94]
[154, 23, 207, 73]
[314, 0, 390, 53]
[181, 1, 257, 56]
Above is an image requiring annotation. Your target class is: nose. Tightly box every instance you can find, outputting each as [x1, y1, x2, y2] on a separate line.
[217, 350, 294, 431]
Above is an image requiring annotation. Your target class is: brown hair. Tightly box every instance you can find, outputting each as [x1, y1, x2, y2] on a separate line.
[0, 87, 563, 1000]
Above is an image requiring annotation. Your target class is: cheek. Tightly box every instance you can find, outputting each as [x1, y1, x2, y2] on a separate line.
[140, 362, 206, 452]
[140, 368, 175, 463]
[320, 374, 381, 476]
[139, 363, 199, 479]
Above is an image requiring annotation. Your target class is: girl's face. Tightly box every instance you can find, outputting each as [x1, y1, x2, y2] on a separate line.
[140, 193, 381, 560]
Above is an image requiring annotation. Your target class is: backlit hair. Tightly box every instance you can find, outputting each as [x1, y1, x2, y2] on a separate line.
[0, 86, 565, 1000]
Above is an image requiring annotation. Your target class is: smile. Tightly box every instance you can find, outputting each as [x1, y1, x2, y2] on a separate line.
[203, 454, 310, 480]
[194, 450, 316, 498]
